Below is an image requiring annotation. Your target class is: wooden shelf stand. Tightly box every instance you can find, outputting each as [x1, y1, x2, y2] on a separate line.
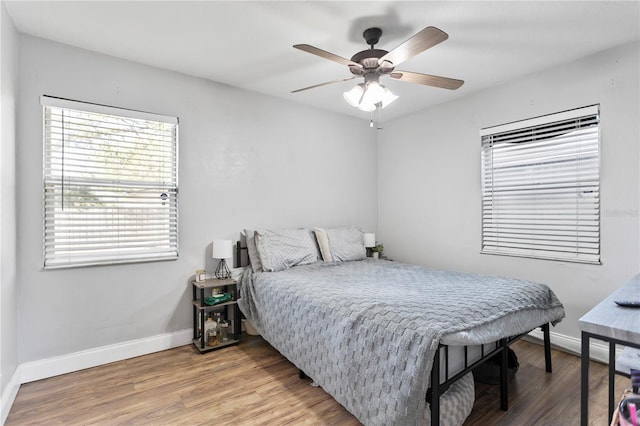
[192, 277, 241, 353]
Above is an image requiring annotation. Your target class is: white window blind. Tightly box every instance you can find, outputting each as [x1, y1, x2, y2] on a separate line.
[480, 105, 600, 264]
[42, 96, 179, 269]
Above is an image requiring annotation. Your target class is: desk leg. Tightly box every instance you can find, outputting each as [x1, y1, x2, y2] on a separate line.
[608, 342, 616, 421]
[580, 331, 589, 426]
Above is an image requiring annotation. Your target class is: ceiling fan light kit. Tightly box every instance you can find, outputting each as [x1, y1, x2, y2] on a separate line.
[343, 79, 398, 112]
[293, 25, 464, 116]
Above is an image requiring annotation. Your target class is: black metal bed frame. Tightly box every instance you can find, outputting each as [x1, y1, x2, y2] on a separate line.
[427, 322, 552, 426]
[235, 241, 246, 269]
[235, 241, 553, 425]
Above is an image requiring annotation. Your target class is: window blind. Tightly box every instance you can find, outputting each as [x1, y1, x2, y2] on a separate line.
[42, 96, 179, 269]
[480, 105, 600, 264]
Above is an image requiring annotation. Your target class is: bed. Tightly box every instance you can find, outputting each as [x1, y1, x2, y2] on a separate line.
[235, 227, 565, 426]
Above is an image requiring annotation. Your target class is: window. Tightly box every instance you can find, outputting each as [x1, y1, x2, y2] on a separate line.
[480, 105, 600, 264]
[42, 96, 178, 269]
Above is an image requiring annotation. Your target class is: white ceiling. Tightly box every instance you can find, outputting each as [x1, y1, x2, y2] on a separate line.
[5, 1, 640, 121]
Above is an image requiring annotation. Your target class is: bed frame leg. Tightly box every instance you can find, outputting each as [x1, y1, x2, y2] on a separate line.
[298, 369, 306, 379]
[430, 347, 440, 426]
[500, 338, 508, 411]
[542, 323, 552, 373]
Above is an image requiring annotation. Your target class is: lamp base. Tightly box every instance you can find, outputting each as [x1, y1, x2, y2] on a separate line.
[215, 259, 230, 280]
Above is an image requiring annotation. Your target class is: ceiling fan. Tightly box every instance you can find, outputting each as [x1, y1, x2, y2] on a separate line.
[292, 26, 464, 112]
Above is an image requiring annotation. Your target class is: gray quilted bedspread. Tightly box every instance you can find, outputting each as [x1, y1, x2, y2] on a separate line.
[238, 259, 565, 425]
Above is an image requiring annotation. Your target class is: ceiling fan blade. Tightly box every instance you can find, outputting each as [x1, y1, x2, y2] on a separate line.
[291, 76, 357, 93]
[379, 27, 448, 67]
[294, 44, 362, 69]
[390, 71, 464, 90]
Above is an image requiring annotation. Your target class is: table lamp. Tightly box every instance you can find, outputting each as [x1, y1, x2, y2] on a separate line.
[364, 233, 376, 257]
[212, 239, 232, 279]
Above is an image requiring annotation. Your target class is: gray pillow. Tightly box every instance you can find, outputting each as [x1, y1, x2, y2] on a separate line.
[243, 229, 263, 273]
[326, 226, 366, 262]
[255, 228, 320, 272]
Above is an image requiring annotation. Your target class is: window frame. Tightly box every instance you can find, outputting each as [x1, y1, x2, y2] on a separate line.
[479, 104, 601, 264]
[41, 95, 179, 269]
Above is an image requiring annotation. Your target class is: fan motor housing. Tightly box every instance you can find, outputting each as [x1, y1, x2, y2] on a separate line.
[349, 49, 393, 75]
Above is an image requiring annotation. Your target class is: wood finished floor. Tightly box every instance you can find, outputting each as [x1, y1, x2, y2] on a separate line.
[7, 336, 628, 425]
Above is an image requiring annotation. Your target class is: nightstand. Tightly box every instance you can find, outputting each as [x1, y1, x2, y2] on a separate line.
[192, 277, 240, 353]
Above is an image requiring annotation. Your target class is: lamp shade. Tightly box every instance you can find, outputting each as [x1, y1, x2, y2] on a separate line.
[343, 84, 365, 107]
[379, 86, 398, 108]
[364, 233, 376, 248]
[212, 239, 233, 259]
[358, 81, 382, 112]
[360, 81, 385, 106]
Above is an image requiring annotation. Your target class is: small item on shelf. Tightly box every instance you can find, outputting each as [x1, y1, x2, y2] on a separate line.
[204, 292, 232, 306]
[204, 314, 215, 338]
[213, 312, 225, 343]
[195, 269, 206, 282]
[207, 326, 220, 347]
[204, 314, 219, 347]
[218, 317, 230, 341]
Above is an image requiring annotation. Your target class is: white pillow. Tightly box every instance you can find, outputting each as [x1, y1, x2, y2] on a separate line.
[313, 227, 333, 262]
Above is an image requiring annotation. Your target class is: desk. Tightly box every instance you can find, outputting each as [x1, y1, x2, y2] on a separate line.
[579, 274, 640, 426]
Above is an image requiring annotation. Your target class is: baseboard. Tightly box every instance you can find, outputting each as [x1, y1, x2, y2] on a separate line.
[19, 328, 192, 384]
[1, 367, 21, 425]
[526, 328, 623, 364]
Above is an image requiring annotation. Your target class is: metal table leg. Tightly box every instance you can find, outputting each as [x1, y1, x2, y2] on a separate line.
[608, 342, 616, 421]
[580, 331, 590, 426]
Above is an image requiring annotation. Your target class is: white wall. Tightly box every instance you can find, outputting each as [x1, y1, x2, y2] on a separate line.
[379, 41, 640, 342]
[0, 0, 19, 422]
[16, 35, 377, 364]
